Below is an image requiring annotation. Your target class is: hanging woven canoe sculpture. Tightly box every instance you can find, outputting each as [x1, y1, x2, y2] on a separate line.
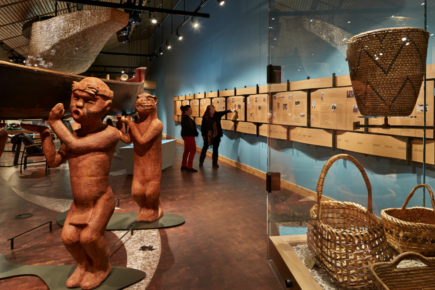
[26, 8, 128, 74]
[344, 27, 429, 116]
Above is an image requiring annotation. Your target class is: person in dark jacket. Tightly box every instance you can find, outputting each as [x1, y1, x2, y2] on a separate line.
[200, 105, 236, 168]
[181, 105, 199, 172]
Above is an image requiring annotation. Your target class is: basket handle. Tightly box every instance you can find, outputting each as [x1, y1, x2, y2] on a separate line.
[389, 252, 434, 269]
[401, 184, 435, 210]
[316, 154, 372, 220]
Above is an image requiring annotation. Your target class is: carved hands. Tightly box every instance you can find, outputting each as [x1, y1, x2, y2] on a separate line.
[48, 103, 65, 126]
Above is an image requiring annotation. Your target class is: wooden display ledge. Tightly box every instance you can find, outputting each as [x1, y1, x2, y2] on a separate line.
[269, 234, 322, 290]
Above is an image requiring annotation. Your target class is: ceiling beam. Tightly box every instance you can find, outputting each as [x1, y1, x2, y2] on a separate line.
[270, 7, 424, 16]
[56, 0, 210, 18]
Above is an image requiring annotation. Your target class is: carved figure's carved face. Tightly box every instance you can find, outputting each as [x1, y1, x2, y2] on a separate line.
[136, 93, 157, 113]
[70, 90, 111, 125]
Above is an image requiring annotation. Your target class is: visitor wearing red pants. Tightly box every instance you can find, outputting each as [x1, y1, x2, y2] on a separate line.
[180, 105, 199, 172]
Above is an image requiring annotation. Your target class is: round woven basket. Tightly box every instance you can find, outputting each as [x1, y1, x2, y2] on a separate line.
[308, 154, 394, 289]
[344, 27, 429, 116]
[381, 184, 435, 256]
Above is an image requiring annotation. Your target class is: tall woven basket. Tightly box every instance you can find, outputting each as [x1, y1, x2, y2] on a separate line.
[381, 184, 435, 256]
[344, 27, 429, 116]
[307, 154, 394, 289]
[370, 252, 435, 290]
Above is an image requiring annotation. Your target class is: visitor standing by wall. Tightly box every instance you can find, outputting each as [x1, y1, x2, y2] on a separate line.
[180, 105, 199, 172]
[200, 105, 236, 168]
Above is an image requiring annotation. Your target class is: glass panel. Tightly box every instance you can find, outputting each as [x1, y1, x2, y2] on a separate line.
[266, 1, 434, 288]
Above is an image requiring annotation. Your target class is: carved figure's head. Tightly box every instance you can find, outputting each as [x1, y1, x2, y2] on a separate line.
[70, 77, 113, 125]
[135, 93, 157, 114]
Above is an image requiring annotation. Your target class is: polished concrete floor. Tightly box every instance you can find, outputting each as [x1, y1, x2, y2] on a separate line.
[0, 139, 304, 289]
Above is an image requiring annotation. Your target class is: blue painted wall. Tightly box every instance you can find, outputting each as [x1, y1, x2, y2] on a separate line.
[149, 0, 435, 215]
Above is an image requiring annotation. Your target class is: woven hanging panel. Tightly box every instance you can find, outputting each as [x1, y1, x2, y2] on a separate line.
[381, 184, 435, 256]
[26, 8, 128, 74]
[345, 27, 429, 116]
[307, 154, 394, 289]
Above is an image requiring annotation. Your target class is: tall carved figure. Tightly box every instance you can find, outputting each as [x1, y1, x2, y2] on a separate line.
[22, 78, 129, 290]
[120, 93, 163, 222]
[0, 125, 7, 157]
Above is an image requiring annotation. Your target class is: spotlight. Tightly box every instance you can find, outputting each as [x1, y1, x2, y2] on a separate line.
[129, 10, 141, 25]
[150, 12, 157, 24]
[191, 17, 199, 28]
[118, 24, 131, 36]
[177, 29, 183, 40]
[217, 0, 225, 5]
[121, 68, 125, 74]
[159, 47, 163, 55]
[166, 40, 171, 49]
[117, 24, 130, 43]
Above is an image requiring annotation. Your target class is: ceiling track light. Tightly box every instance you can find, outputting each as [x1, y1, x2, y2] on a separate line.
[150, 12, 157, 24]
[191, 17, 198, 28]
[217, 0, 225, 6]
[177, 29, 183, 40]
[166, 40, 171, 49]
[159, 47, 163, 55]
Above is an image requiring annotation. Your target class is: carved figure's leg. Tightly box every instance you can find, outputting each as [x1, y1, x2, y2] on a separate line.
[61, 216, 87, 288]
[79, 194, 115, 290]
[132, 179, 163, 222]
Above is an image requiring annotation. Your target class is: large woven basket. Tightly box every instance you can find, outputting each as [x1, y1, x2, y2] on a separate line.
[381, 184, 435, 256]
[344, 27, 429, 116]
[370, 252, 435, 290]
[307, 154, 394, 289]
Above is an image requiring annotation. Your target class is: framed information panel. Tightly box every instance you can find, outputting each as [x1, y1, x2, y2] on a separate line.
[368, 80, 434, 139]
[212, 98, 227, 113]
[226, 96, 246, 121]
[190, 99, 200, 117]
[247, 94, 269, 123]
[174, 101, 182, 115]
[310, 87, 363, 131]
[199, 99, 211, 117]
[271, 91, 307, 127]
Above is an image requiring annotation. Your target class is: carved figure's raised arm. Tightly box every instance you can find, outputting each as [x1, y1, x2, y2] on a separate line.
[119, 130, 132, 144]
[124, 118, 162, 147]
[20, 124, 66, 167]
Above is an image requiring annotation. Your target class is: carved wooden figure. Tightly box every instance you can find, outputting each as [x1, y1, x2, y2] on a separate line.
[0, 125, 7, 157]
[22, 78, 129, 290]
[120, 93, 163, 222]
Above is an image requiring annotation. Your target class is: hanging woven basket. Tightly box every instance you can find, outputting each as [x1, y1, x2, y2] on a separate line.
[307, 154, 394, 289]
[370, 252, 435, 290]
[343, 27, 429, 116]
[381, 184, 435, 256]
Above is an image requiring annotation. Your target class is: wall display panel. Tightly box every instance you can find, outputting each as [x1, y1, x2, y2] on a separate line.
[237, 87, 258, 96]
[195, 117, 202, 126]
[259, 83, 287, 94]
[190, 99, 200, 117]
[186, 94, 195, 100]
[221, 120, 236, 131]
[206, 92, 218, 98]
[211, 98, 227, 113]
[227, 96, 246, 121]
[368, 81, 434, 138]
[199, 99, 211, 117]
[220, 90, 235, 97]
[289, 127, 333, 147]
[290, 77, 333, 91]
[236, 122, 257, 135]
[174, 101, 182, 115]
[259, 124, 287, 140]
[412, 139, 435, 165]
[181, 100, 190, 107]
[195, 93, 205, 99]
[178, 95, 185, 100]
[247, 94, 269, 123]
[310, 87, 363, 131]
[173, 97, 178, 101]
[271, 91, 307, 127]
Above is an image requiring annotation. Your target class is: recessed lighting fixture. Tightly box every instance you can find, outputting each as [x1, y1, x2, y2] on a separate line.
[402, 37, 407, 41]
[392, 15, 395, 17]
[150, 12, 157, 24]
[422, 2, 425, 5]
[23, 60, 26, 63]
[166, 40, 171, 49]
[217, 0, 225, 6]
[271, 18, 275, 20]
[406, 42, 410, 46]
[191, 17, 199, 28]
[348, 21, 351, 23]
[159, 47, 163, 55]
[310, 19, 313, 22]
[177, 29, 183, 40]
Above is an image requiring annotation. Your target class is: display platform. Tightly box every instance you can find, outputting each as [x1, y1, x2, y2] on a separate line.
[56, 211, 185, 230]
[0, 254, 145, 290]
[119, 139, 176, 175]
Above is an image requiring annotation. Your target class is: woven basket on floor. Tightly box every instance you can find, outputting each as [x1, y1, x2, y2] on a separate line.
[344, 27, 429, 116]
[370, 252, 435, 290]
[381, 184, 435, 256]
[307, 154, 394, 289]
